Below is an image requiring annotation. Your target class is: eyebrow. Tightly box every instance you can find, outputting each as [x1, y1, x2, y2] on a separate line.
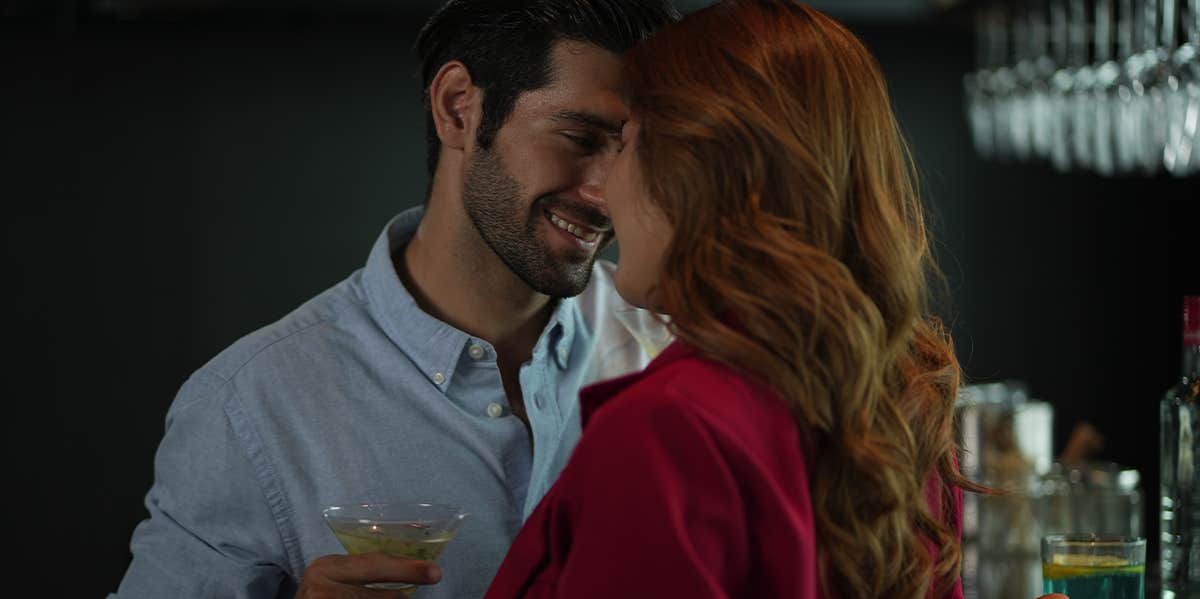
[550, 111, 624, 137]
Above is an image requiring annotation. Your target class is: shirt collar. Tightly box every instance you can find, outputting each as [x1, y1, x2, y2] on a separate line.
[577, 339, 693, 428]
[362, 207, 580, 391]
[546, 299, 576, 371]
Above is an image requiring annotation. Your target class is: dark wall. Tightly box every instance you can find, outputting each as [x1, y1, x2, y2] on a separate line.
[4, 13, 430, 593]
[4, 6, 1197, 597]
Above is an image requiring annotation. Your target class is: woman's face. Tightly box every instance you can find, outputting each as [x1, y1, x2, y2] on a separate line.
[605, 119, 673, 310]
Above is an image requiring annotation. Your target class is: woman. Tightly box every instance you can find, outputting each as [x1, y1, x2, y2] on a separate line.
[486, 1, 983, 597]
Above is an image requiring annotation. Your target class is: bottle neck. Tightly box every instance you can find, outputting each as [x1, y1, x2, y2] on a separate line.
[1183, 296, 1199, 378]
[1186, 345, 1200, 381]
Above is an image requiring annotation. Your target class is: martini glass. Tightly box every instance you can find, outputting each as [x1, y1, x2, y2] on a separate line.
[323, 502, 469, 596]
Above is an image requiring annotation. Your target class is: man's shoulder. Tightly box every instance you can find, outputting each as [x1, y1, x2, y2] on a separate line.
[576, 259, 660, 338]
[574, 260, 675, 383]
[193, 270, 370, 389]
[575, 259, 619, 319]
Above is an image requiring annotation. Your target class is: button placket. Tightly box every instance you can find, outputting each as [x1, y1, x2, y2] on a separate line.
[531, 361, 549, 410]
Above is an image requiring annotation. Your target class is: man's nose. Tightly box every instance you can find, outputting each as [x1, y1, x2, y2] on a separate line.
[579, 182, 605, 206]
[581, 153, 618, 209]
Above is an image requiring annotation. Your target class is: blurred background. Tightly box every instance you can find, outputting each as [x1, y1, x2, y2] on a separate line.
[2, 0, 1197, 597]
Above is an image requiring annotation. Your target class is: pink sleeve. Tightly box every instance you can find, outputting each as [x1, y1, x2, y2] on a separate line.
[947, 481, 964, 598]
[925, 471, 965, 599]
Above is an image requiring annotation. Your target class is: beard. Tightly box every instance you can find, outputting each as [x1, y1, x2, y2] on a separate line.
[462, 147, 608, 298]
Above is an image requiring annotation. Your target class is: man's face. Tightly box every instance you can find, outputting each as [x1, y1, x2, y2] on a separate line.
[462, 40, 625, 298]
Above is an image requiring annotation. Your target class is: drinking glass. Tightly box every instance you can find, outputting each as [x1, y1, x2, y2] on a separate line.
[963, 0, 1197, 176]
[323, 502, 470, 596]
[1041, 534, 1145, 598]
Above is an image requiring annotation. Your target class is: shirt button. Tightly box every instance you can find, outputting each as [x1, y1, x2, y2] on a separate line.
[432, 372, 446, 385]
[468, 344, 486, 360]
[486, 403, 504, 418]
[557, 347, 568, 362]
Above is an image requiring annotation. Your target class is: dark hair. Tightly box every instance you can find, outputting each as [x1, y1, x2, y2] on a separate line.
[415, 0, 680, 176]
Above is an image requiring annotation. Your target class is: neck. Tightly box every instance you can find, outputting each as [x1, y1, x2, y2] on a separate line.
[399, 167, 556, 355]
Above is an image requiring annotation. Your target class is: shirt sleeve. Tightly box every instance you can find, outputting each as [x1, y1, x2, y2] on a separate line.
[108, 373, 292, 599]
[549, 395, 748, 599]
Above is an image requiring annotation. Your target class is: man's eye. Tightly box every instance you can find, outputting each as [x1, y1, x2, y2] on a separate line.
[564, 134, 600, 152]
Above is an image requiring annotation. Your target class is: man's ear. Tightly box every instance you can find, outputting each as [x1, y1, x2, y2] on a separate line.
[428, 61, 480, 152]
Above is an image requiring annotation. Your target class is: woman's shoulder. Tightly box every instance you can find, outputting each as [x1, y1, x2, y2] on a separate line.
[585, 350, 799, 452]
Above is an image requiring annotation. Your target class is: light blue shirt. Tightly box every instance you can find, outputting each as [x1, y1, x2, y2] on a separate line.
[110, 207, 664, 599]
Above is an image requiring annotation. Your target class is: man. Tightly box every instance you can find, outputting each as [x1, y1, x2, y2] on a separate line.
[109, 1, 678, 598]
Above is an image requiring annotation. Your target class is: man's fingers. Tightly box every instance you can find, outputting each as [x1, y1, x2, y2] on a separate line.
[1036, 594, 1070, 599]
[308, 553, 443, 586]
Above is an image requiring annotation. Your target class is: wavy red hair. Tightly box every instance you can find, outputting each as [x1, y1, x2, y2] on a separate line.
[621, 2, 983, 597]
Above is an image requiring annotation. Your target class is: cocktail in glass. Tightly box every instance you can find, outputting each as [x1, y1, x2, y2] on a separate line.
[323, 502, 469, 597]
[1041, 534, 1145, 599]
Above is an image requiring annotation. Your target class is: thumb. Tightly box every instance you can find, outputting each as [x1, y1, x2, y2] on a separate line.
[1037, 595, 1070, 599]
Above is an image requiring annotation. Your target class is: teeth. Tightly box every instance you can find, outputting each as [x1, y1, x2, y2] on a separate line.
[548, 213, 599, 243]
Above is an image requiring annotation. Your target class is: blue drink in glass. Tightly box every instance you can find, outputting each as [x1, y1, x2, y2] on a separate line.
[1041, 535, 1145, 599]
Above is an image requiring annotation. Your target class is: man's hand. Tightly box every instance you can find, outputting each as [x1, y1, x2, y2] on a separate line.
[1036, 594, 1069, 599]
[296, 553, 443, 598]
